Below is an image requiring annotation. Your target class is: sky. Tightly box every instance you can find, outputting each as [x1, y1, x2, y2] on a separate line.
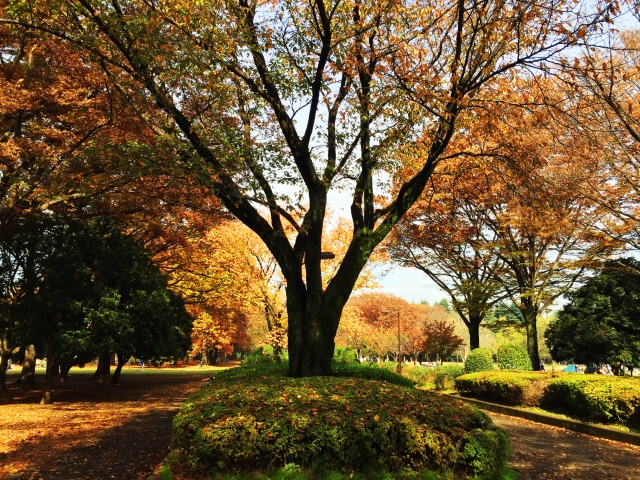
[375, 265, 445, 305]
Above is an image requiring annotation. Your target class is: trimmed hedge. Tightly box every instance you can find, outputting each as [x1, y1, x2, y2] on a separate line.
[455, 371, 640, 426]
[464, 348, 494, 374]
[172, 363, 510, 478]
[496, 344, 532, 371]
[542, 375, 640, 426]
[401, 365, 465, 390]
[455, 371, 549, 406]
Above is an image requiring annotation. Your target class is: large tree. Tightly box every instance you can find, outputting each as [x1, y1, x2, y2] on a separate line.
[2, 0, 613, 376]
[545, 257, 640, 370]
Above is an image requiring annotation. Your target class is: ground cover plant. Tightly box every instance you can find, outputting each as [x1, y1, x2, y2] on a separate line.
[170, 363, 510, 479]
[455, 371, 640, 426]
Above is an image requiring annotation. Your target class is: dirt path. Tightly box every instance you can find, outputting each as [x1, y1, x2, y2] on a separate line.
[0, 367, 222, 480]
[488, 412, 640, 480]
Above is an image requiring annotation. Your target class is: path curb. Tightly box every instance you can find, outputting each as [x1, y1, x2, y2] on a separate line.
[450, 394, 640, 447]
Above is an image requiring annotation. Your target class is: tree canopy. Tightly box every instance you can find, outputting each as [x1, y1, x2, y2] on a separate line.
[545, 258, 640, 368]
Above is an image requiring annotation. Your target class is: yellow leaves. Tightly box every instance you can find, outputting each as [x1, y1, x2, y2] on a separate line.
[374, 414, 380, 421]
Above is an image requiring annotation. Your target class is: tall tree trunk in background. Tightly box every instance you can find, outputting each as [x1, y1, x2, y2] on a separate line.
[40, 340, 59, 405]
[92, 351, 111, 380]
[522, 306, 541, 370]
[0, 351, 8, 393]
[111, 353, 128, 384]
[16, 345, 36, 385]
[59, 360, 73, 386]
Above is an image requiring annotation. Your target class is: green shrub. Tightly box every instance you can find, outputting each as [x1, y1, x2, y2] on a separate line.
[242, 346, 283, 366]
[334, 347, 358, 363]
[403, 365, 438, 388]
[542, 375, 640, 426]
[435, 365, 465, 390]
[455, 371, 549, 406]
[495, 345, 532, 371]
[464, 349, 494, 374]
[332, 361, 415, 389]
[172, 363, 510, 479]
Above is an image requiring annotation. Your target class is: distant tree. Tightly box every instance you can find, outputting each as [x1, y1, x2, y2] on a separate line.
[422, 319, 464, 362]
[545, 258, 640, 371]
[435, 299, 452, 313]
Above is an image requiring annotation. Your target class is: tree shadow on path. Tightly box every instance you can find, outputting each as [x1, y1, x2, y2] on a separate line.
[489, 412, 640, 480]
[1, 371, 211, 480]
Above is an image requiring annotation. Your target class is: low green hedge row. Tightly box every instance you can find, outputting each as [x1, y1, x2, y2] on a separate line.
[455, 371, 640, 426]
[455, 372, 550, 407]
[172, 363, 510, 478]
[542, 375, 640, 426]
[403, 365, 465, 390]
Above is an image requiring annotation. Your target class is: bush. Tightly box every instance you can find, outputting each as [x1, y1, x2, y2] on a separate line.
[242, 346, 286, 367]
[542, 375, 640, 426]
[455, 371, 549, 406]
[455, 371, 640, 427]
[334, 347, 358, 363]
[496, 344, 532, 371]
[435, 365, 465, 390]
[464, 349, 494, 374]
[172, 363, 510, 479]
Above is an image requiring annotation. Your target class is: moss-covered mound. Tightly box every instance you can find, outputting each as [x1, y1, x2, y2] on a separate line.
[171, 364, 510, 479]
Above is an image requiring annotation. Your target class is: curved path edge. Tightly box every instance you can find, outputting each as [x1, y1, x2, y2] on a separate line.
[449, 394, 640, 447]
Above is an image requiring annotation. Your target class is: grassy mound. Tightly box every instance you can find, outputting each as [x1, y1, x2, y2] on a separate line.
[171, 363, 510, 479]
[456, 371, 640, 426]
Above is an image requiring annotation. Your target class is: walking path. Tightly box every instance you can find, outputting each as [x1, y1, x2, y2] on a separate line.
[488, 412, 640, 480]
[0, 368, 217, 480]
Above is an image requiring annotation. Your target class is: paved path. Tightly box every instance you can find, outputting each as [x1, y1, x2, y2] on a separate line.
[488, 412, 640, 480]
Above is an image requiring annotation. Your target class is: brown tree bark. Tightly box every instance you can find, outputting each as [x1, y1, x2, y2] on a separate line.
[92, 351, 111, 381]
[16, 345, 36, 385]
[111, 353, 128, 384]
[59, 360, 73, 386]
[40, 340, 59, 405]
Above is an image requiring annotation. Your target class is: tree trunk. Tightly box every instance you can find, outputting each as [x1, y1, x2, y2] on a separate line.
[522, 307, 541, 370]
[468, 321, 481, 351]
[0, 351, 8, 394]
[41, 340, 59, 405]
[0, 335, 20, 392]
[59, 360, 73, 387]
[92, 351, 111, 381]
[286, 281, 337, 376]
[111, 353, 128, 384]
[16, 345, 36, 385]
